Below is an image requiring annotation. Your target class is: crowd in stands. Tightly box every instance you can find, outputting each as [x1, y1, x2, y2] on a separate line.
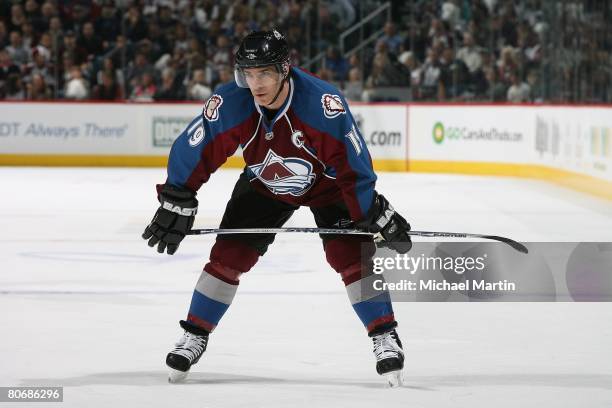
[0, 0, 610, 103]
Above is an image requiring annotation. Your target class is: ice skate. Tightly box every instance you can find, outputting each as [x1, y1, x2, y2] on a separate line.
[372, 328, 405, 388]
[166, 323, 209, 383]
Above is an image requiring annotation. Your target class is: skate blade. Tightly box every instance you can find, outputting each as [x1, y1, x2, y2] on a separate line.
[383, 370, 404, 388]
[168, 367, 189, 383]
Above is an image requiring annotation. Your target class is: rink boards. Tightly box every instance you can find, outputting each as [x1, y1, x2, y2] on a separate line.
[0, 101, 610, 199]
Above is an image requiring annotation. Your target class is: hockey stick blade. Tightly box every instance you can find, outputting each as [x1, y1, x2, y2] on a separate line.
[187, 228, 528, 254]
[407, 231, 529, 254]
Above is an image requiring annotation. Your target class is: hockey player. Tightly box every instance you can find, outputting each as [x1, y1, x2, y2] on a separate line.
[142, 30, 412, 387]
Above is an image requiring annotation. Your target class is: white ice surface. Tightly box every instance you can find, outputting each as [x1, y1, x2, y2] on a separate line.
[1, 167, 611, 408]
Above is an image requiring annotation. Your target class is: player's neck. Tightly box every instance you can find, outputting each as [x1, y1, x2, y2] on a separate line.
[262, 80, 289, 111]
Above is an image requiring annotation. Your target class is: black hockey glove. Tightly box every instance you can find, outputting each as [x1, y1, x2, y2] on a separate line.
[356, 193, 412, 254]
[142, 184, 198, 255]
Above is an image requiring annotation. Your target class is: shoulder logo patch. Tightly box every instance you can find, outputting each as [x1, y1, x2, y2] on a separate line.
[203, 94, 223, 121]
[188, 126, 205, 147]
[321, 94, 346, 119]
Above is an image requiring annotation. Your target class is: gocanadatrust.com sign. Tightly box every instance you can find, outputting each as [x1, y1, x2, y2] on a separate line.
[409, 105, 612, 182]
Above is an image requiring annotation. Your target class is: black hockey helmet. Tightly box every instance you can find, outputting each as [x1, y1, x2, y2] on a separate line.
[234, 30, 290, 88]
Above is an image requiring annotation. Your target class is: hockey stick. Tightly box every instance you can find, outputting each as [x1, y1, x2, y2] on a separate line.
[187, 228, 528, 254]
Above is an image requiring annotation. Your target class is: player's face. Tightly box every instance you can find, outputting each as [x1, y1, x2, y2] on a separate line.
[243, 66, 282, 106]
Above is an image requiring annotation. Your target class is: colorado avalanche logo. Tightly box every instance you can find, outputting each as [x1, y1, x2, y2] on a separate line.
[321, 94, 346, 119]
[203, 94, 223, 121]
[249, 149, 316, 196]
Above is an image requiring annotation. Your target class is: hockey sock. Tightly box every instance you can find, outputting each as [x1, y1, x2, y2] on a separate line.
[324, 237, 397, 333]
[186, 240, 260, 332]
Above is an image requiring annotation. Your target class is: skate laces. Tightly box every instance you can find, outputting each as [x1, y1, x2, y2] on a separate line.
[372, 330, 402, 360]
[172, 331, 208, 362]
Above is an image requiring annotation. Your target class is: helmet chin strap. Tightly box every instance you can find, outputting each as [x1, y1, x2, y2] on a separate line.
[263, 75, 289, 108]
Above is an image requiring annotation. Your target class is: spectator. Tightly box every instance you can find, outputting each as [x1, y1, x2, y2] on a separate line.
[174, 24, 189, 52]
[97, 58, 124, 91]
[497, 46, 518, 83]
[77, 22, 103, 61]
[204, 19, 223, 52]
[342, 67, 363, 102]
[517, 23, 541, 70]
[398, 51, 422, 94]
[214, 65, 233, 91]
[38, 1, 57, 32]
[187, 68, 212, 101]
[229, 20, 249, 45]
[37, 32, 53, 61]
[70, 3, 93, 33]
[130, 71, 156, 102]
[419, 48, 443, 100]
[24, 0, 41, 25]
[61, 54, 76, 89]
[499, 3, 519, 47]
[365, 49, 407, 89]
[484, 67, 506, 101]
[125, 6, 148, 42]
[95, 3, 120, 44]
[26, 73, 51, 100]
[146, 22, 170, 59]
[323, 46, 349, 82]
[211, 34, 233, 73]
[64, 67, 89, 99]
[6, 31, 29, 66]
[167, 46, 188, 85]
[286, 25, 304, 62]
[106, 34, 132, 71]
[9, 4, 27, 32]
[506, 71, 530, 102]
[526, 70, 543, 103]
[428, 19, 451, 49]
[27, 48, 54, 87]
[403, 24, 427, 63]
[347, 53, 361, 73]
[127, 52, 154, 92]
[20, 22, 35, 49]
[439, 47, 469, 99]
[185, 37, 207, 71]
[316, 67, 334, 82]
[42, 16, 62, 54]
[441, 0, 462, 29]
[154, 68, 184, 101]
[0, 49, 20, 84]
[157, 5, 177, 37]
[377, 22, 403, 55]
[457, 32, 482, 75]
[329, 0, 356, 29]
[4, 73, 25, 100]
[465, 19, 487, 49]
[63, 30, 85, 65]
[317, 4, 340, 48]
[0, 21, 8, 49]
[92, 70, 123, 100]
